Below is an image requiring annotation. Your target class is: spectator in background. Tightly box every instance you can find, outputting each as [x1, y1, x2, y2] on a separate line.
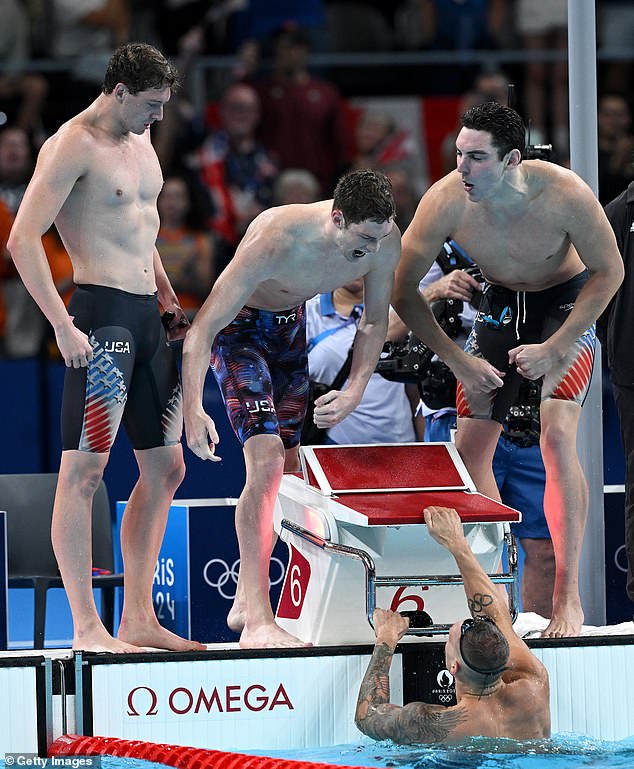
[305, 277, 424, 446]
[0, 0, 49, 145]
[247, 25, 352, 195]
[225, 0, 329, 55]
[272, 168, 320, 206]
[384, 167, 419, 231]
[49, 0, 131, 116]
[157, 175, 217, 321]
[0, 198, 13, 351]
[0, 126, 33, 214]
[0, 126, 47, 357]
[394, 1, 508, 94]
[186, 82, 278, 267]
[515, 0, 568, 154]
[349, 107, 424, 191]
[597, 93, 634, 206]
[440, 67, 511, 176]
[597, 0, 634, 96]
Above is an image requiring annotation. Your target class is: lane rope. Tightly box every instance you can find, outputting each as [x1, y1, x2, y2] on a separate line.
[49, 734, 376, 769]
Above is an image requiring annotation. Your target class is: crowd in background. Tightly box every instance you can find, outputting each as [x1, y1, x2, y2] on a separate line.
[1, 0, 634, 358]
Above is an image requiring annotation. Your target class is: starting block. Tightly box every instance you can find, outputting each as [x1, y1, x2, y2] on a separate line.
[273, 443, 520, 645]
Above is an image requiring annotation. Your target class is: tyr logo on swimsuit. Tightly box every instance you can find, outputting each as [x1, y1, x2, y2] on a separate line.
[275, 312, 297, 324]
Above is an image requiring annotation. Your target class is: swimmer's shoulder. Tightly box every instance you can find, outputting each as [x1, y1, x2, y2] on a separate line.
[246, 201, 330, 244]
[41, 112, 103, 164]
[407, 172, 465, 236]
[525, 158, 592, 197]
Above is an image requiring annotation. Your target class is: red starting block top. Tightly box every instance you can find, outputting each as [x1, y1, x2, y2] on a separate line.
[301, 443, 474, 495]
[332, 489, 521, 526]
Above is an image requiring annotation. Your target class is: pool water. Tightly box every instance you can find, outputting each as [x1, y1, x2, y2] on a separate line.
[4, 735, 634, 769]
[251, 735, 634, 768]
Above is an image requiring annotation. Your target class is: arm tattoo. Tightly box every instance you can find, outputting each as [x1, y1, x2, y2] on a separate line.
[355, 642, 398, 739]
[468, 592, 494, 614]
[357, 642, 393, 711]
[397, 701, 470, 743]
[355, 643, 469, 744]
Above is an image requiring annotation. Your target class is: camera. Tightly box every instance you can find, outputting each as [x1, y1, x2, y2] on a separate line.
[524, 143, 553, 161]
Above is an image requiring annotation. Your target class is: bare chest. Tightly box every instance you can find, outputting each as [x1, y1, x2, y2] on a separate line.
[452, 208, 571, 286]
[73, 139, 163, 210]
[249, 255, 374, 310]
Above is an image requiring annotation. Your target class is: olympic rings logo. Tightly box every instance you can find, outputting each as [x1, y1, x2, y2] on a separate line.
[203, 557, 286, 600]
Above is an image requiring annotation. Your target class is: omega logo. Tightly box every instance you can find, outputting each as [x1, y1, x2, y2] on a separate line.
[127, 682, 294, 716]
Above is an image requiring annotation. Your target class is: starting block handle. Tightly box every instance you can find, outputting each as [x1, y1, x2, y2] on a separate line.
[280, 519, 519, 636]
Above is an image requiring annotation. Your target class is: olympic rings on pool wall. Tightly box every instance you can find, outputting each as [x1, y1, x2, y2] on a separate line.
[48, 734, 376, 769]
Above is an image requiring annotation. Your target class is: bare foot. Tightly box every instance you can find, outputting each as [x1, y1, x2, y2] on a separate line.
[227, 603, 246, 634]
[239, 621, 312, 649]
[540, 602, 584, 639]
[73, 625, 144, 654]
[118, 618, 206, 651]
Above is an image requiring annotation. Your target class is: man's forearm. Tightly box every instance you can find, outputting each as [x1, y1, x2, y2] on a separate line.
[394, 289, 466, 369]
[9, 239, 73, 332]
[181, 323, 212, 412]
[544, 271, 623, 357]
[345, 318, 388, 400]
[355, 639, 396, 733]
[449, 540, 507, 620]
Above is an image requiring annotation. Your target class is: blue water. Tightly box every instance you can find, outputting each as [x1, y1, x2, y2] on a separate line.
[250, 735, 634, 767]
[5, 736, 634, 769]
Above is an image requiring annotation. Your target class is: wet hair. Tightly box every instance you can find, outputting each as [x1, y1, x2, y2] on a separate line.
[332, 169, 395, 225]
[461, 102, 526, 160]
[102, 43, 179, 95]
[459, 617, 510, 678]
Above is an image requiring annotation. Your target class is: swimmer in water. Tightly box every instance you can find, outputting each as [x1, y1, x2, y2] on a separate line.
[355, 506, 551, 743]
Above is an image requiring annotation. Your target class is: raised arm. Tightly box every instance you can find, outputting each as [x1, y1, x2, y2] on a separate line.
[7, 129, 93, 367]
[424, 506, 547, 680]
[355, 608, 469, 744]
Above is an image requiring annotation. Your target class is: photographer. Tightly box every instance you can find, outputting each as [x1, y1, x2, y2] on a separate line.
[305, 278, 424, 446]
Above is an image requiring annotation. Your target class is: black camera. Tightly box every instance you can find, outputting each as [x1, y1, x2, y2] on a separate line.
[524, 143, 553, 161]
[505, 379, 542, 447]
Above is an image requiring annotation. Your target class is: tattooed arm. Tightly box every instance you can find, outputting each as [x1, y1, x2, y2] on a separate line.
[355, 609, 469, 744]
[423, 506, 549, 681]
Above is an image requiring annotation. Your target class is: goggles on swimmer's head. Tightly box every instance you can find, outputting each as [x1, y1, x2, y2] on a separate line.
[459, 616, 509, 677]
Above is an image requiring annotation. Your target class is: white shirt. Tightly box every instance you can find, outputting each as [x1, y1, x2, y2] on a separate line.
[305, 293, 416, 445]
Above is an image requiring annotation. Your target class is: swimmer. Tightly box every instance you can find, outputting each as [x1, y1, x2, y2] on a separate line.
[182, 169, 401, 649]
[393, 102, 624, 638]
[8, 43, 205, 653]
[355, 506, 551, 743]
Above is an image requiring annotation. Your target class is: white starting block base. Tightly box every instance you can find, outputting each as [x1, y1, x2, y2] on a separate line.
[273, 444, 520, 646]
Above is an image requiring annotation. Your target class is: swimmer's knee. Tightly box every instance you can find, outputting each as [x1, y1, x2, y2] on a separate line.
[539, 404, 581, 456]
[244, 433, 286, 469]
[59, 463, 104, 501]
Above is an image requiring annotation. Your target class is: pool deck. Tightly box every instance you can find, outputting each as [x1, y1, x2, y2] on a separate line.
[3, 615, 634, 756]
